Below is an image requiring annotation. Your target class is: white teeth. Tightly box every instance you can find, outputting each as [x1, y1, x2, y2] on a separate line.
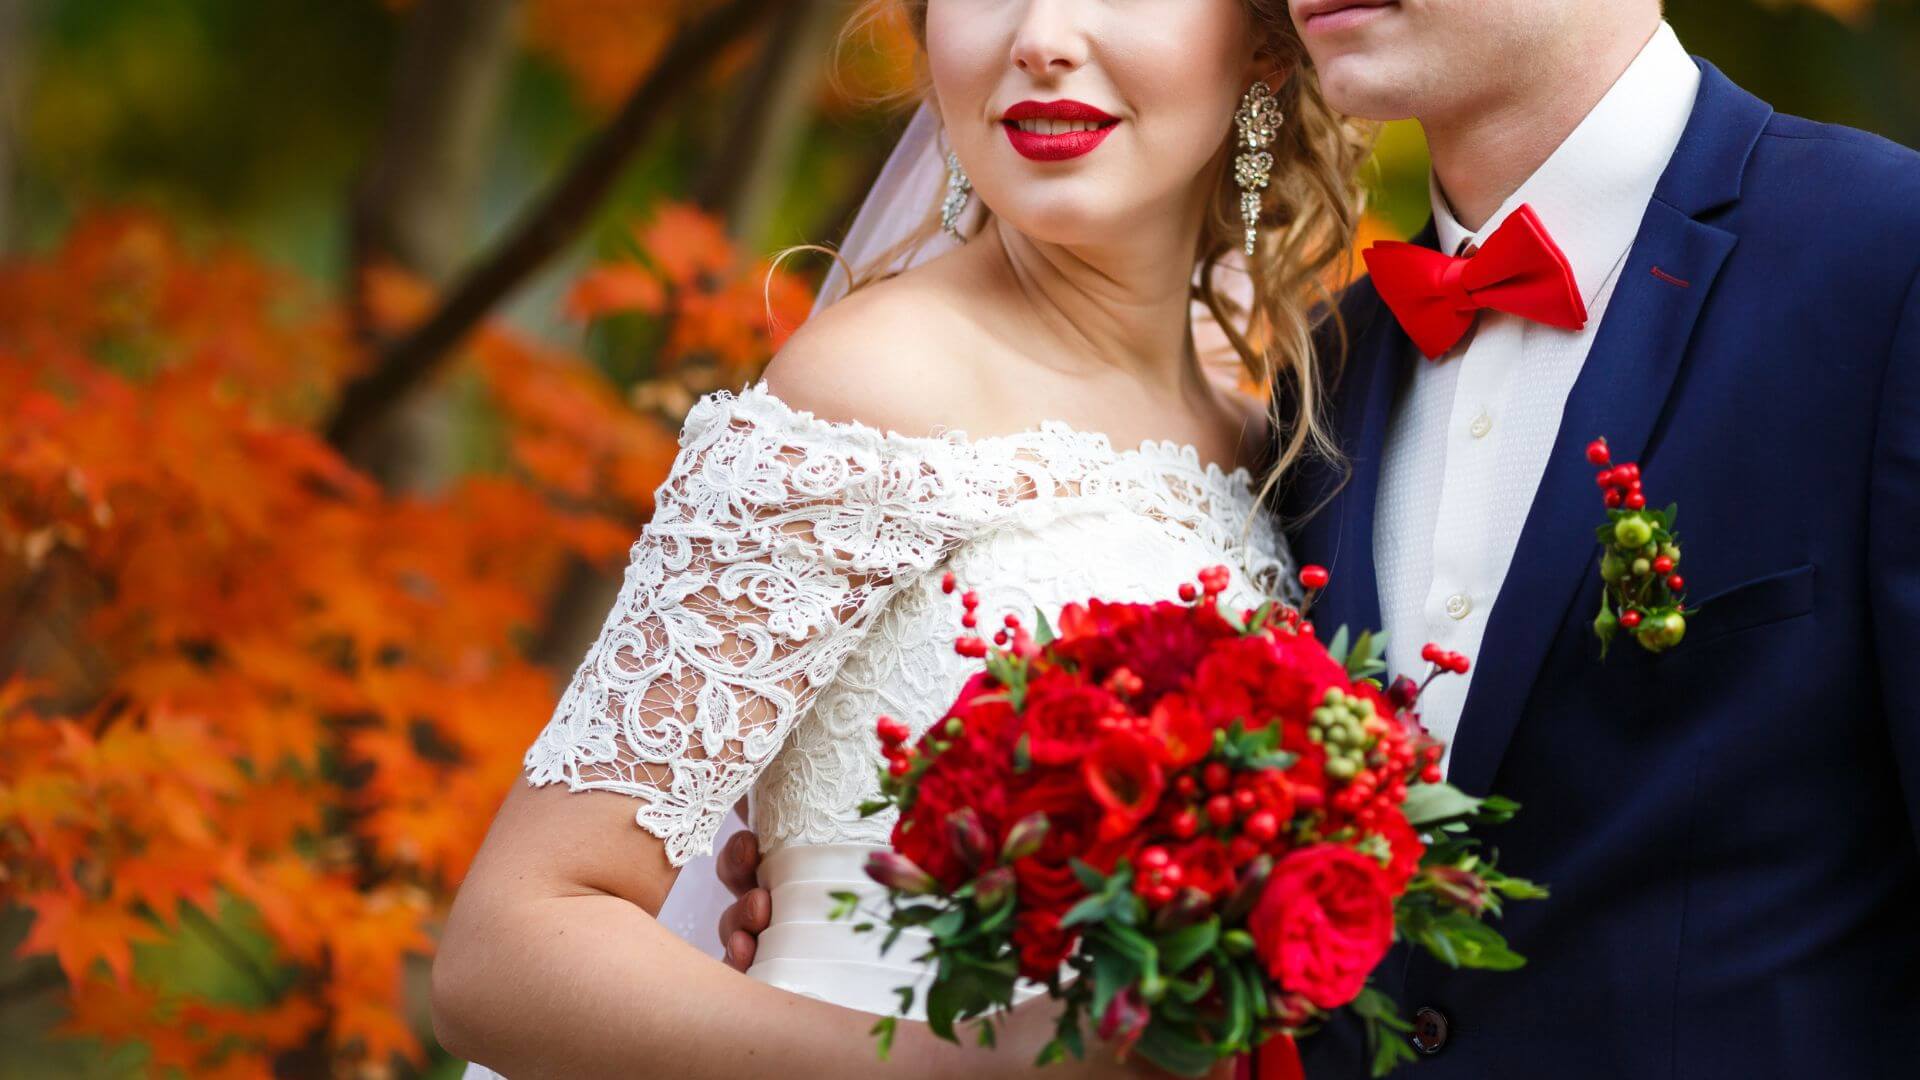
[1011, 118, 1108, 135]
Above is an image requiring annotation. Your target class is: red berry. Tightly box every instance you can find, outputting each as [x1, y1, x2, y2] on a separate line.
[1618, 463, 1641, 484]
[1160, 863, 1185, 888]
[1178, 582, 1198, 602]
[1605, 489, 1624, 509]
[1596, 469, 1616, 488]
[1586, 439, 1611, 466]
[1233, 788, 1258, 815]
[1175, 775, 1198, 798]
[1299, 621, 1315, 638]
[1229, 837, 1261, 865]
[961, 589, 979, 609]
[1204, 762, 1231, 792]
[1421, 764, 1442, 784]
[1654, 556, 1674, 574]
[993, 630, 1009, 645]
[1625, 492, 1646, 510]
[1245, 810, 1280, 842]
[940, 571, 956, 594]
[1299, 565, 1330, 591]
[1667, 575, 1685, 591]
[961, 612, 978, 629]
[1148, 883, 1176, 906]
[1172, 810, 1200, 838]
[1421, 643, 1443, 664]
[1139, 846, 1171, 870]
[1619, 610, 1643, 629]
[888, 756, 911, 777]
[876, 716, 910, 744]
[1206, 794, 1235, 827]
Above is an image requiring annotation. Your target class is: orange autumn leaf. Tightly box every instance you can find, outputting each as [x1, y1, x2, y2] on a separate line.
[566, 262, 668, 320]
[17, 889, 165, 987]
[2, 209, 695, 1075]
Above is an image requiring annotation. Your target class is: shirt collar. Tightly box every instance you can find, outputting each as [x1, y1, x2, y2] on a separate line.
[1430, 20, 1702, 307]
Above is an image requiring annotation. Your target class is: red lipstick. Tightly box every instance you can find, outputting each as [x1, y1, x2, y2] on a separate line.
[1000, 99, 1120, 162]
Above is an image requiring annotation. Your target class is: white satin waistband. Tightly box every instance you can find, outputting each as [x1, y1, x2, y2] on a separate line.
[745, 843, 933, 1017]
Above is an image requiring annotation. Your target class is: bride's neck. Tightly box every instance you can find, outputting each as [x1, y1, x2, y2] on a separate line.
[972, 215, 1201, 396]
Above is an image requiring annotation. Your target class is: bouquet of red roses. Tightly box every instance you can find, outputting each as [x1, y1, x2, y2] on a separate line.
[837, 565, 1543, 1077]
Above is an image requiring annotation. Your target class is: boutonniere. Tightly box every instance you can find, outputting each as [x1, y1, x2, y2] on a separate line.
[1586, 437, 1688, 658]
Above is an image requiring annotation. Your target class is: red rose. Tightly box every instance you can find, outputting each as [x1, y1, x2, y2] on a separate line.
[1146, 693, 1212, 768]
[1021, 675, 1119, 766]
[1168, 836, 1234, 899]
[1193, 634, 1346, 735]
[1249, 844, 1396, 1010]
[1082, 732, 1165, 841]
[891, 704, 1015, 889]
[1012, 909, 1078, 983]
[1008, 770, 1130, 917]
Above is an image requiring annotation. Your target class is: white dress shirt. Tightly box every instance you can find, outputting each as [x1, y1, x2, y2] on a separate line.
[1373, 21, 1702, 768]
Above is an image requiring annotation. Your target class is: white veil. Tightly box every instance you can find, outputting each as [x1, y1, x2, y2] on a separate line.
[656, 98, 1259, 965]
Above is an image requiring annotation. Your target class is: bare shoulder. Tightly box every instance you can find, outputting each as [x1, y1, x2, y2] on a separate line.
[760, 270, 997, 440]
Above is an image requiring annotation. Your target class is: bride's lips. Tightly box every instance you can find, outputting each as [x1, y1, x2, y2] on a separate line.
[1000, 99, 1120, 162]
[1294, 0, 1399, 34]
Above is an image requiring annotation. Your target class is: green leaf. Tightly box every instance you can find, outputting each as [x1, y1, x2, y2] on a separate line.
[926, 908, 966, 939]
[870, 1015, 898, 1060]
[1089, 939, 1139, 1018]
[1156, 917, 1219, 975]
[1033, 607, 1056, 646]
[827, 890, 860, 920]
[1401, 782, 1484, 827]
[924, 976, 963, 1043]
[856, 798, 892, 818]
[1327, 625, 1352, 666]
[1220, 959, 1254, 1051]
[1070, 858, 1110, 893]
[1135, 1018, 1224, 1079]
[1060, 893, 1112, 930]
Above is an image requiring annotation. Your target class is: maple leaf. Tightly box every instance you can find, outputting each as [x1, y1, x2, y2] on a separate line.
[18, 888, 165, 987]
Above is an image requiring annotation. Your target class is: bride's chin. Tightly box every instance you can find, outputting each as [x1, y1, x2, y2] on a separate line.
[991, 205, 1121, 250]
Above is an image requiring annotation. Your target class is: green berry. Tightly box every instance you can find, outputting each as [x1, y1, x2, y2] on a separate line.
[1614, 517, 1653, 548]
[1632, 558, 1652, 578]
[1601, 553, 1626, 582]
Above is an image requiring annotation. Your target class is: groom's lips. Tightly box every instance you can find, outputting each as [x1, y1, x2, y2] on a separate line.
[1295, 0, 1399, 34]
[1000, 99, 1121, 162]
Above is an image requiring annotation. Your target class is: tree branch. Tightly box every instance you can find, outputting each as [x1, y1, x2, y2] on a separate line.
[323, 0, 781, 462]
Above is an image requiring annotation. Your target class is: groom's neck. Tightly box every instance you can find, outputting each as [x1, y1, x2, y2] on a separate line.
[1421, 14, 1663, 232]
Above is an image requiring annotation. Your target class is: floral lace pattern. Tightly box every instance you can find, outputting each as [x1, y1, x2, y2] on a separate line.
[521, 381, 1296, 866]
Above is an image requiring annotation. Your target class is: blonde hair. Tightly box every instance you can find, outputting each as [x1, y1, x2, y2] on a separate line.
[772, 0, 1376, 504]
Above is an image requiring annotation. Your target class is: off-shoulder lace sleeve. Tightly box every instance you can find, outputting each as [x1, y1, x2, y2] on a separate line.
[520, 384, 1001, 866]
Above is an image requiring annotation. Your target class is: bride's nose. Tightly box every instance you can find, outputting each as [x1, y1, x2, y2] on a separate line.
[1008, 0, 1089, 75]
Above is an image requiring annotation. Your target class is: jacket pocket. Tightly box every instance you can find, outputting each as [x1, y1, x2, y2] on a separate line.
[1676, 562, 1816, 650]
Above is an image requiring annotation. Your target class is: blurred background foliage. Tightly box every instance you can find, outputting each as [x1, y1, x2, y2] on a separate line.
[0, 1, 1912, 1077]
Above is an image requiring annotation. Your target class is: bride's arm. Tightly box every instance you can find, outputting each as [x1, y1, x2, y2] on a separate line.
[432, 781, 959, 1078]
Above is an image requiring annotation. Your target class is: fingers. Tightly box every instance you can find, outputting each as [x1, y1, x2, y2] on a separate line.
[718, 830, 761, 897]
[716, 887, 770, 972]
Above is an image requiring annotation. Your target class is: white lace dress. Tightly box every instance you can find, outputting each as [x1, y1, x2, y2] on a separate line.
[461, 381, 1295, 1078]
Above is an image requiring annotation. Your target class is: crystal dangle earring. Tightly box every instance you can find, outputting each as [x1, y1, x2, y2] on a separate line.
[1233, 82, 1283, 257]
[941, 148, 973, 241]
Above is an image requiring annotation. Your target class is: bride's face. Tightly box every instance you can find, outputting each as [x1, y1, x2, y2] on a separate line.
[925, 0, 1268, 249]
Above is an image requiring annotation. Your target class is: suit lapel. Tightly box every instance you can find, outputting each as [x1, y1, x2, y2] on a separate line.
[1308, 224, 1435, 639]
[1443, 62, 1772, 796]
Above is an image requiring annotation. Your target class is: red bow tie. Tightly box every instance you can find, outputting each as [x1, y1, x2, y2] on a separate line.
[1362, 203, 1588, 360]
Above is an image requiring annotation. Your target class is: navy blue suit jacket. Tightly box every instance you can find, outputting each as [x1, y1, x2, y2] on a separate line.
[1284, 60, 1920, 1078]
